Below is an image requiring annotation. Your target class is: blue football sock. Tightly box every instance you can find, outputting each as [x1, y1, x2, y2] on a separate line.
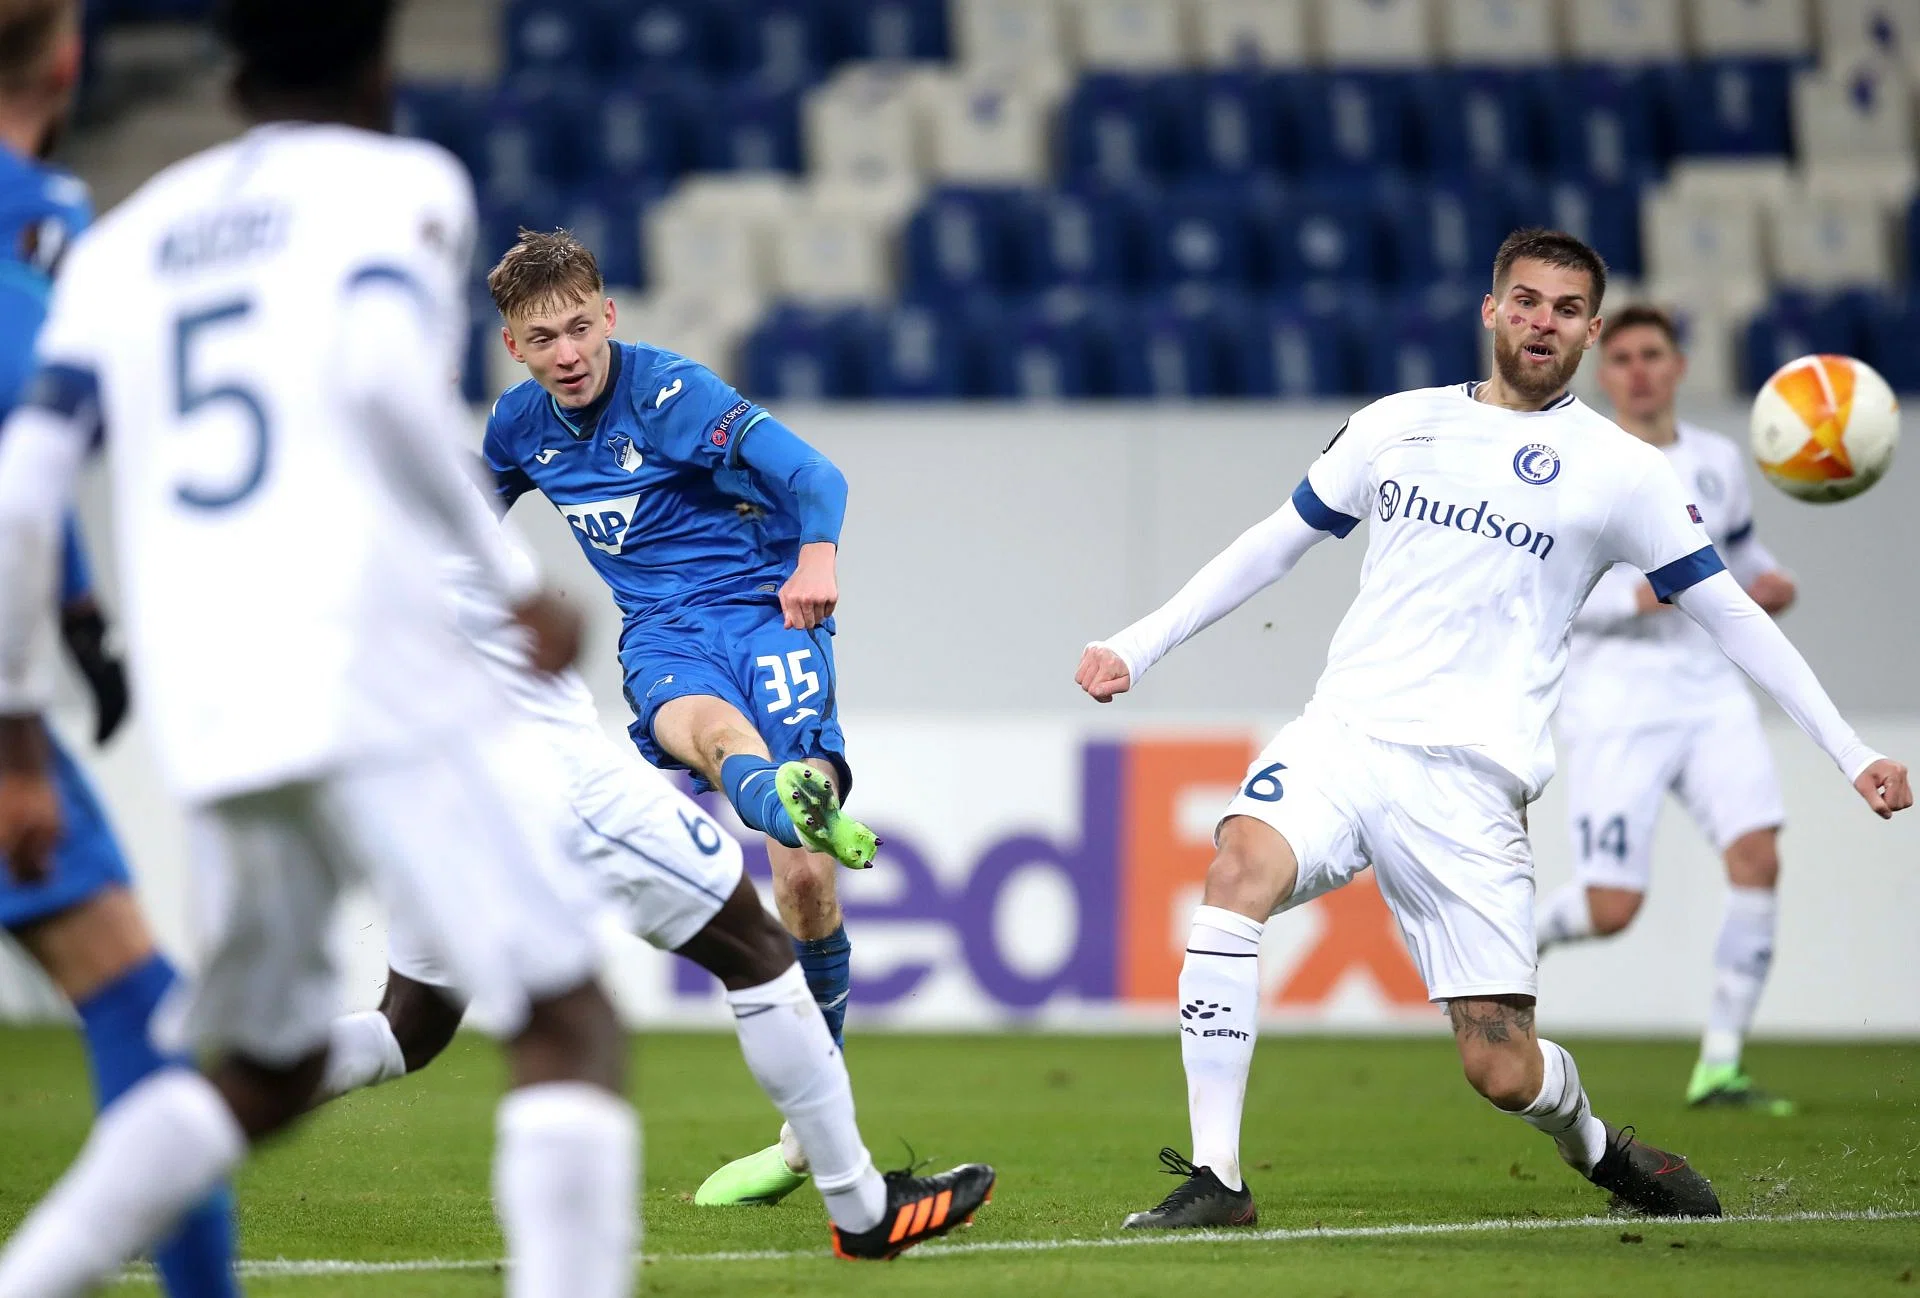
[721, 754, 802, 849]
[77, 952, 239, 1298]
[794, 926, 852, 1049]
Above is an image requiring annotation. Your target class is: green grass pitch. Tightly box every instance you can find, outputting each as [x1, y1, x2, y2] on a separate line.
[1, 1028, 1916, 1296]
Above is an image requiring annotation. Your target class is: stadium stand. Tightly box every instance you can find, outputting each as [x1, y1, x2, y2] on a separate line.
[397, 0, 1920, 401]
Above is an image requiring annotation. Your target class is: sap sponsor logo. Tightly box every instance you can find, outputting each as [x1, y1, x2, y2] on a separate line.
[561, 493, 641, 555]
[1512, 442, 1561, 485]
[1377, 479, 1555, 560]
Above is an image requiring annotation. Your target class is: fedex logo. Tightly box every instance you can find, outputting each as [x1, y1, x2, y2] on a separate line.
[673, 736, 1427, 1018]
[561, 494, 641, 556]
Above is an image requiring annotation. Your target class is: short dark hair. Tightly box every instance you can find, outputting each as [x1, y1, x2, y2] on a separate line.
[1492, 227, 1608, 313]
[488, 228, 605, 321]
[0, 0, 74, 96]
[216, 0, 393, 94]
[1598, 303, 1680, 350]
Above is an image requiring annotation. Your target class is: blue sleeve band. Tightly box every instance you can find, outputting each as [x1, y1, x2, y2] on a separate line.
[59, 514, 92, 604]
[1290, 476, 1360, 538]
[24, 362, 104, 450]
[1724, 519, 1754, 547]
[1648, 544, 1727, 603]
[735, 414, 847, 546]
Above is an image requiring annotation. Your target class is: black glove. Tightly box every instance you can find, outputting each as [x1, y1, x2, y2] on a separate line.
[59, 601, 129, 746]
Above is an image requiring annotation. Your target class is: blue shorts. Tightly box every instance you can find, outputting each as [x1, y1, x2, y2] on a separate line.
[0, 735, 132, 931]
[621, 600, 851, 799]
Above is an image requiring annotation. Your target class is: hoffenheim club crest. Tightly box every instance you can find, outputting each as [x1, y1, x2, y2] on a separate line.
[1512, 443, 1560, 485]
[607, 433, 644, 473]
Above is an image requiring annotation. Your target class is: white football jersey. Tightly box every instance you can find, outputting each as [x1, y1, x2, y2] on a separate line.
[33, 124, 495, 800]
[1560, 423, 1769, 735]
[1297, 383, 1720, 796]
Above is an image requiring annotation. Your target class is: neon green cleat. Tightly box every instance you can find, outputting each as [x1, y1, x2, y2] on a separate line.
[1687, 1062, 1796, 1116]
[695, 1141, 811, 1206]
[776, 762, 879, 869]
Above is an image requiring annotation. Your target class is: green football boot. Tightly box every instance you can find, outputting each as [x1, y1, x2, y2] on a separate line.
[776, 762, 879, 869]
[1687, 1061, 1796, 1116]
[695, 1141, 811, 1207]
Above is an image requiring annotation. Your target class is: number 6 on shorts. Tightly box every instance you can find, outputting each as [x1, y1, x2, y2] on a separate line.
[1243, 761, 1287, 803]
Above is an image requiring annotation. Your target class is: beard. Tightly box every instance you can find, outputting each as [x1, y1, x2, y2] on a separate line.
[1492, 329, 1584, 401]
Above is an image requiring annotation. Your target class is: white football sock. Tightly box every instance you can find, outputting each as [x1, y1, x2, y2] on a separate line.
[726, 964, 885, 1234]
[0, 1069, 245, 1298]
[1180, 905, 1264, 1193]
[1517, 1039, 1608, 1173]
[1701, 886, 1777, 1070]
[318, 1010, 408, 1099]
[1535, 882, 1596, 953]
[494, 1083, 637, 1298]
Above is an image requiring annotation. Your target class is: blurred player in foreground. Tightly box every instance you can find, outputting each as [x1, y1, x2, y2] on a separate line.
[1541, 305, 1801, 1115]
[1076, 230, 1910, 1230]
[482, 230, 872, 1205]
[314, 527, 994, 1260]
[0, 3, 639, 1295]
[0, 2, 234, 1292]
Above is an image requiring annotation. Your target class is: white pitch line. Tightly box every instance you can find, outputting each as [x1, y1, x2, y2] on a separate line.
[201, 1208, 1919, 1279]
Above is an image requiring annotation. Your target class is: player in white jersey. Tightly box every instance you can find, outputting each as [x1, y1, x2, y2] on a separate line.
[1075, 230, 1910, 1230]
[1540, 305, 1801, 1114]
[0, 4, 639, 1296]
[311, 533, 996, 1261]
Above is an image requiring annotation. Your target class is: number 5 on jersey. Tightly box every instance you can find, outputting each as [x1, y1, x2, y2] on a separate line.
[756, 648, 821, 725]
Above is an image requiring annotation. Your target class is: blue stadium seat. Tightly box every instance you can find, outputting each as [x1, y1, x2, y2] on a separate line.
[743, 305, 868, 399]
[722, 0, 830, 88]
[697, 85, 803, 172]
[1287, 73, 1410, 179]
[903, 189, 1021, 298]
[609, 2, 724, 77]
[478, 86, 586, 201]
[1359, 289, 1481, 395]
[1905, 193, 1920, 286]
[1062, 75, 1173, 187]
[1165, 73, 1285, 182]
[589, 88, 691, 183]
[828, 0, 951, 62]
[1864, 297, 1920, 394]
[1231, 297, 1353, 397]
[1509, 177, 1646, 279]
[552, 185, 653, 288]
[1379, 178, 1515, 289]
[1009, 190, 1140, 291]
[1141, 188, 1254, 290]
[1267, 188, 1379, 293]
[503, 0, 611, 77]
[1667, 58, 1794, 157]
[970, 293, 1115, 399]
[1740, 290, 1878, 390]
[863, 305, 968, 398]
[1109, 298, 1229, 398]
[1539, 66, 1667, 185]
[395, 84, 488, 179]
[1409, 71, 1539, 178]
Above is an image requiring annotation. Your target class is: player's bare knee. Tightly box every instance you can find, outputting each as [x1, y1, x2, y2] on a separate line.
[1460, 1045, 1540, 1111]
[514, 980, 626, 1094]
[1585, 887, 1642, 936]
[378, 973, 465, 1075]
[214, 1048, 330, 1142]
[1448, 997, 1540, 1110]
[677, 875, 796, 990]
[1724, 829, 1780, 890]
[1203, 819, 1293, 917]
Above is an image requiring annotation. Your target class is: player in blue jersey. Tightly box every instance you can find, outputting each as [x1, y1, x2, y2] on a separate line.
[483, 229, 874, 1206]
[0, 2, 235, 1295]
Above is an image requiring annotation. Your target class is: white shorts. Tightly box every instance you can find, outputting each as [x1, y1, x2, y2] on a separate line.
[176, 723, 603, 1066]
[1221, 712, 1536, 1002]
[386, 719, 742, 992]
[1560, 698, 1785, 893]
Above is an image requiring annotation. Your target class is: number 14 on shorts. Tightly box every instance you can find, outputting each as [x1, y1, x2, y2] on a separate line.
[1576, 814, 1627, 861]
[755, 648, 821, 725]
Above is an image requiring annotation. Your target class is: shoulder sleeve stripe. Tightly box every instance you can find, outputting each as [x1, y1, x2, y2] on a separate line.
[1291, 476, 1360, 538]
[1647, 545, 1727, 603]
[1724, 519, 1754, 546]
[343, 263, 431, 317]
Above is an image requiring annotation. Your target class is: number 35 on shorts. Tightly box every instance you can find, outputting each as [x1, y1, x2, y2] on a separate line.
[754, 648, 823, 726]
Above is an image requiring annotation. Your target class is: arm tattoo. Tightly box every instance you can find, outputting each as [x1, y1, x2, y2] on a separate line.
[1447, 996, 1535, 1045]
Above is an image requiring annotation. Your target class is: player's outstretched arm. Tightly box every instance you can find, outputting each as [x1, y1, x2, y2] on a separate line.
[1672, 570, 1910, 818]
[735, 416, 848, 630]
[1078, 496, 1332, 702]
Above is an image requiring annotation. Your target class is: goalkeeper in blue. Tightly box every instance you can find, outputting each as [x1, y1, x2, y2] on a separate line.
[0, 1, 234, 1293]
[483, 229, 871, 1206]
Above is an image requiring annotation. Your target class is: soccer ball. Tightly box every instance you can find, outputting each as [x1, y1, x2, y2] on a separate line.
[1750, 353, 1900, 503]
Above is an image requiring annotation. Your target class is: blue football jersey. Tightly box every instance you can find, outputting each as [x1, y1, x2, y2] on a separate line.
[0, 143, 91, 604]
[485, 340, 802, 619]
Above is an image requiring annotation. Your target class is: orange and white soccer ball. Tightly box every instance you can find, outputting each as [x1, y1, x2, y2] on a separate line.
[1750, 353, 1900, 503]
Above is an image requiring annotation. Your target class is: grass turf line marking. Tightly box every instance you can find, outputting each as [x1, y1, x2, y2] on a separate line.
[206, 1208, 1920, 1277]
